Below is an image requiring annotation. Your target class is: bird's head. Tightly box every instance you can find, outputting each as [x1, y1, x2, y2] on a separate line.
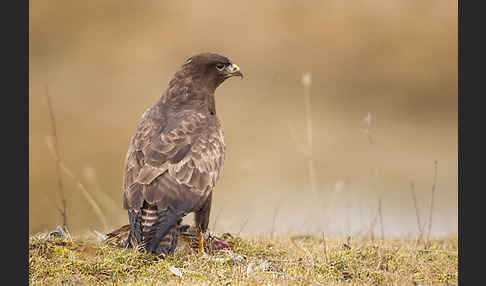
[181, 52, 243, 90]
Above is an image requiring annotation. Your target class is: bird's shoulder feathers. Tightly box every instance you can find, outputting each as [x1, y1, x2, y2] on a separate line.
[122, 104, 225, 211]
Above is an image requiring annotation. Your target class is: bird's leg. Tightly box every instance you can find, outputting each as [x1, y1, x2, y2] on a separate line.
[195, 193, 212, 256]
[198, 230, 205, 256]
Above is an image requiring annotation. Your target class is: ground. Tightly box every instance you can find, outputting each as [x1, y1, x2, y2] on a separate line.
[29, 232, 457, 285]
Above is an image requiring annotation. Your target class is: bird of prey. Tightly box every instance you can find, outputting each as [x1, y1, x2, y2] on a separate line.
[122, 52, 242, 255]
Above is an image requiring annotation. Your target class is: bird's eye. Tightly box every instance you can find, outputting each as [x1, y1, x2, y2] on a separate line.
[216, 63, 225, 71]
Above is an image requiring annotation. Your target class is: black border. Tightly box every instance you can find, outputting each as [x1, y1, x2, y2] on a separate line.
[4, 0, 28, 282]
[459, 0, 482, 284]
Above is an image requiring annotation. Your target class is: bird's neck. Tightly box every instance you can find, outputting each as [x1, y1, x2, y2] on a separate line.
[160, 74, 217, 115]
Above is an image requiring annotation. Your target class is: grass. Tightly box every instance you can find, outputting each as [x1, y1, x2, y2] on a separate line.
[29, 232, 457, 285]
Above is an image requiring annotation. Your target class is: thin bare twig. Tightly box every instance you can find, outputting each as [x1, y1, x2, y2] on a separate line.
[426, 160, 438, 245]
[44, 85, 67, 229]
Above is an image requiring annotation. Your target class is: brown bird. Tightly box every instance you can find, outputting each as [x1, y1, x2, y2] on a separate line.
[122, 52, 242, 255]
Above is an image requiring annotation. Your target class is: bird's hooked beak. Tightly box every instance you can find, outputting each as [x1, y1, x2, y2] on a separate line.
[224, 63, 243, 79]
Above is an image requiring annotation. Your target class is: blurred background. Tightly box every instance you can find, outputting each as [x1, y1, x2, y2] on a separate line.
[29, 0, 457, 237]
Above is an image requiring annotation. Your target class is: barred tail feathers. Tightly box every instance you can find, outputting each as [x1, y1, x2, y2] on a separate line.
[143, 203, 182, 254]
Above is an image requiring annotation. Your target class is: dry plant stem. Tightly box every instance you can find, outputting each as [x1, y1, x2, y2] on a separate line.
[426, 160, 438, 245]
[287, 78, 318, 196]
[47, 140, 109, 232]
[287, 77, 321, 231]
[322, 232, 329, 264]
[83, 166, 121, 220]
[58, 162, 109, 232]
[303, 83, 318, 195]
[369, 212, 378, 242]
[270, 200, 282, 239]
[45, 87, 109, 232]
[363, 115, 385, 239]
[410, 180, 424, 243]
[44, 85, 68, 229]
[378, 197, 384, 239]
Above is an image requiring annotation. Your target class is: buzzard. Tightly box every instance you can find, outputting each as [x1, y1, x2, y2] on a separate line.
[122, 52, 242, 255]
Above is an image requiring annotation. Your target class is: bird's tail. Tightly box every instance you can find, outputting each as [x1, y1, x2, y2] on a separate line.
[141, 202, 182, 254]
[146, 223, 180, 254]
[122, 201, 183, 255]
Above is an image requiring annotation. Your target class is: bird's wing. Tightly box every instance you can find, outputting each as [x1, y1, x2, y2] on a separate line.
[122, 109, 225, 212]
